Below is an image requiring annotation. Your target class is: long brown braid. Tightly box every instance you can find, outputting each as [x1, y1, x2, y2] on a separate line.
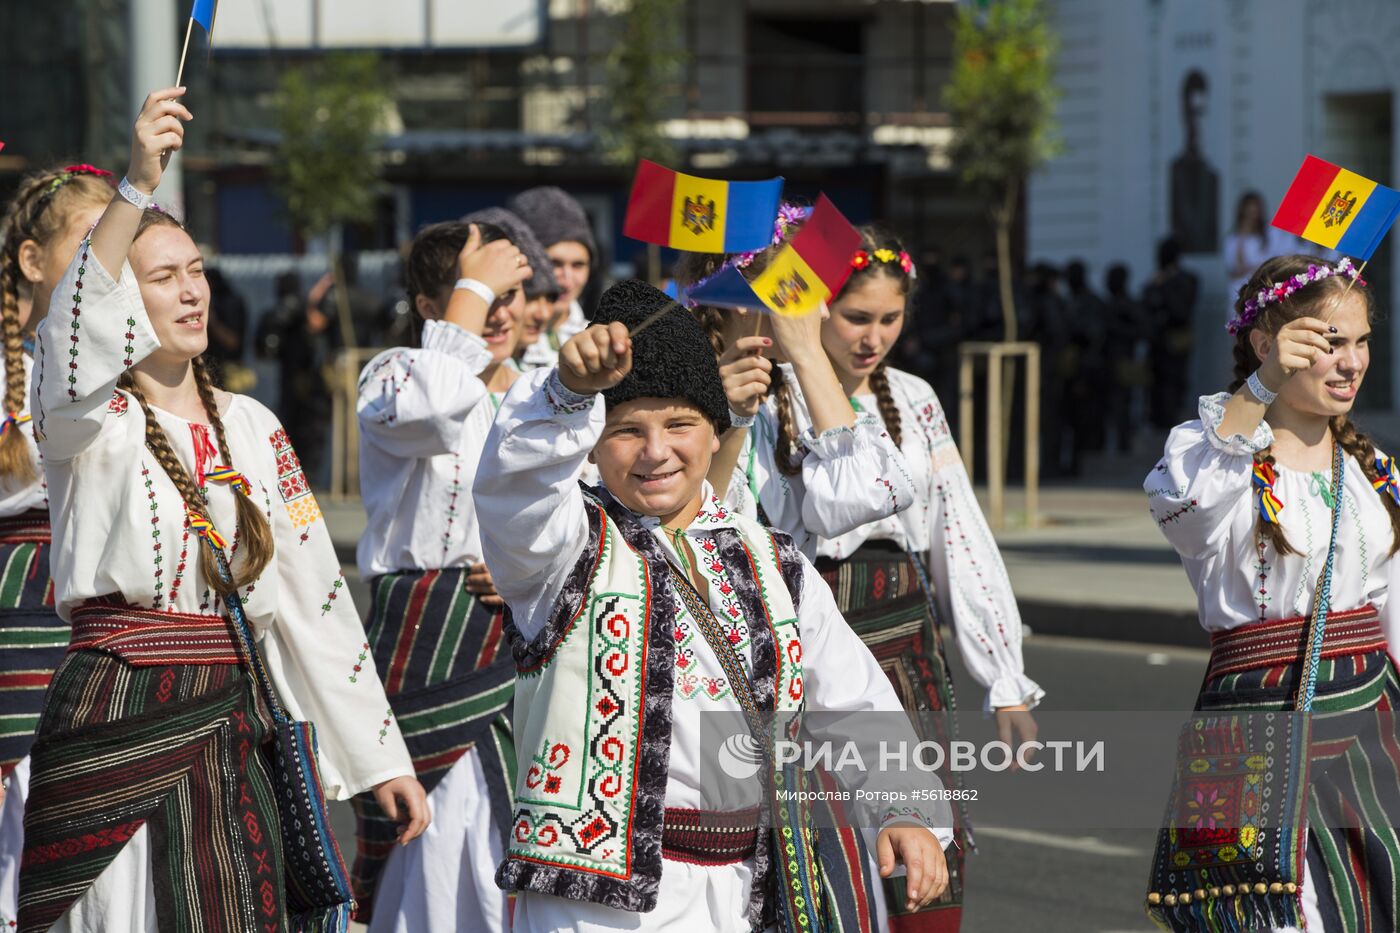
[677, 210, 811, 476]
[1229, 254, 1400, 556]
[0, 166, 114, 483]
[119, 209, 275, 594]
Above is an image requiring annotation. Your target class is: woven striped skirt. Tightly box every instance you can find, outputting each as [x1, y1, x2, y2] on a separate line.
[0, 510, 63, 779]
[18, 599, 289, 933]
[1148, 606, 1400, 933]
[817, 541, 966, 933]
[350, 568, 516, 921]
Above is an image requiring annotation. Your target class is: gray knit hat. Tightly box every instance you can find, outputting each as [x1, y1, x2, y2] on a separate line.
[461, 206, 560, 300]
[508, 186, 598, 261]
[593, 280, 730, 434]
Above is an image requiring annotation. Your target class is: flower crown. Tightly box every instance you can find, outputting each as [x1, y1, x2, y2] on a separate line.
[851, 247, 916, 279]
[1226, 257, 1367, 335]
[34, 164, 114, 216]
[682, 203, 811, 307]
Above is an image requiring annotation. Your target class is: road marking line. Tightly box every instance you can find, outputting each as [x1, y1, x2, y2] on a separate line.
[972, 826, 1147, 858]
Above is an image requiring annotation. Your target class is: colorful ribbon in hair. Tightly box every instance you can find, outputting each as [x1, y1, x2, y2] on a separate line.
[0, 412, 32, 436]
[188, 512, 228, 550]
[203, 465, 252, 497]
[1374, 456, 1400, 506]
[1253, 461, 1284, 523]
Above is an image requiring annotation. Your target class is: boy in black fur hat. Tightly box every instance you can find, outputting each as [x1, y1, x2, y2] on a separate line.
[509, 186, 597, 363]
[475, 280, 951, 933]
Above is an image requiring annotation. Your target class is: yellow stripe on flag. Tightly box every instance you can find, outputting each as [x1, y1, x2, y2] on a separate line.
[751, 246, 825, 318]
[1302, 168, 1378, 249]
[669, 174, 728, 253]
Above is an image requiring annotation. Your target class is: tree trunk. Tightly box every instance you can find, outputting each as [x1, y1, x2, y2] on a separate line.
[994, 179, 1019, 496]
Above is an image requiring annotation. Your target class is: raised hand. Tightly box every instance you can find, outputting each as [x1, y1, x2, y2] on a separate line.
[1258, 316, 1334, 384]
[128, 87, 192, 196]
[718, 335, 773, 420]
[457, 224, 531, 299]
[558, 323, 632, 394]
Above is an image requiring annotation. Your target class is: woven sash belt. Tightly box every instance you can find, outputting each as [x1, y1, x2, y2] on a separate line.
[1206, 604, 1383, 683]
[661, 806, 762, 866]
[68, 599, 242, 666]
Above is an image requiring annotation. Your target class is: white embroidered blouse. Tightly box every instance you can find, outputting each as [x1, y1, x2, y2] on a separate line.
[32, 241, 413, 799]
[355, 319, 505, 578]
[726, 367, 1043, 711]
[0, 350, 48, 517]
[472, 363, 952, 822]
[1147, 393, 1397, 636]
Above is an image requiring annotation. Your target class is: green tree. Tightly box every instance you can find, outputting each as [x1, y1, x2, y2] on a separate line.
[270, 52, 390, 347]
[604, 0, 684, 281]
[945, 0, 1060, 343]
[603, 0, 683, 168]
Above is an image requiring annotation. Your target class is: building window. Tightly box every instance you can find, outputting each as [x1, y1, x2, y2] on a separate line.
[746, 16, 865, 127]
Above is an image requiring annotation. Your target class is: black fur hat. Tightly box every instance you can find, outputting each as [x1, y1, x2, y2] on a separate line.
[592, 280, 730, 434]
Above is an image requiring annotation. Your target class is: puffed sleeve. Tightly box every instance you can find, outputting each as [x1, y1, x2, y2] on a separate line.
[356, 319, 492, 459]
[1146, 392, 1271, 561]
[797, 413, 916, 538]
[916, 390, 1044, 711]
[473, 367, 603, 640]
[254, 415, 414, 798]
[31, 236, 161, 463]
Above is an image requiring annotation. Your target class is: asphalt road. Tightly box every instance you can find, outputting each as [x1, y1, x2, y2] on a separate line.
[334, 563, 1208, 932]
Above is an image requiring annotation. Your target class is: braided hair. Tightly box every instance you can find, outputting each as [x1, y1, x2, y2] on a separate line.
[0, 166, 113, 483]
[1228, 254, 1400, 556]
[676, 212, 809, 475]
[120, 209, 275, 594]
[841, 226, 918, 448]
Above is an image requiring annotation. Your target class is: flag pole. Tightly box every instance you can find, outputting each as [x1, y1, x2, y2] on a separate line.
[628, 301, 682, 338]
[1323, 258, 1369, 324]
[174, 15, 195, 87]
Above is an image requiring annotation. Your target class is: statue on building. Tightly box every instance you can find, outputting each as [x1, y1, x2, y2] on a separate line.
[1169, 69, 1220, 254]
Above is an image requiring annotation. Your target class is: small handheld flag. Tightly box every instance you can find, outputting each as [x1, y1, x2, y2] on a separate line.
[685, 195, 862, 318]
[1273, 155, 1400, 260]
[624, 160, 784, 254]
[176, 0, 219, 87]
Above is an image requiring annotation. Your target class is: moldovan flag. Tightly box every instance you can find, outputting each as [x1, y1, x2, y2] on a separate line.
[685, 195, 862, 317]
[1273, 155, 1400, 259]
[624, 160, 784, 253]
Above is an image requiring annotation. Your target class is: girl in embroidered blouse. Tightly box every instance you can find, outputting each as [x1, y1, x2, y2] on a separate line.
[352, 217, 532, 932]
[16, 88, 428, 933]
[1145, 254, 1400, 931]
[0, 164, 115, 930]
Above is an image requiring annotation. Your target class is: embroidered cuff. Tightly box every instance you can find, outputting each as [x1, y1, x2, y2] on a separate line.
[545, 368, 596, 416]
[420, 319, 492, 371]
[800, 413, 885, 459]
[1198, 392, 1274, 456]
[987, 673, 1046, 712]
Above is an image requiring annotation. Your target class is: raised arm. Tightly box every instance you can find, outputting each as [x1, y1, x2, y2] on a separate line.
[32, 88, 185, 461]
[473, 323, 631, 638]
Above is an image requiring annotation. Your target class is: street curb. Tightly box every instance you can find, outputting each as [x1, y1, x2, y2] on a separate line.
[1019, 600, 1208, 649]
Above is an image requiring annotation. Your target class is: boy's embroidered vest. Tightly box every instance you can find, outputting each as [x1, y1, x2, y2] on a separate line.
[496, 486, 805, 914]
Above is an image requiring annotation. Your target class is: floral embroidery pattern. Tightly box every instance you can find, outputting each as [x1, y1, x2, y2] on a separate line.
[350, 643, 369, 683]
[168, 513, 192, 607]
[524, 740, 571, 796]
[440, 454, 463, 564]
[544, 369, 593, 415]
[122, 310, 137, 369]
[1253, 538, 1272, 619]
[66, 239, 89, 402]
[270, 428, 322, 528]
[107, 391, 129, 416]
[320, 574, 344, 616]
[1155, 501, 1199, 526]
[378, 708, 393, 745]
[142, 464, 165, 609]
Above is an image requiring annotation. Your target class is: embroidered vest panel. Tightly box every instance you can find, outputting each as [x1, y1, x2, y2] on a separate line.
[497, 485, 803, 913]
